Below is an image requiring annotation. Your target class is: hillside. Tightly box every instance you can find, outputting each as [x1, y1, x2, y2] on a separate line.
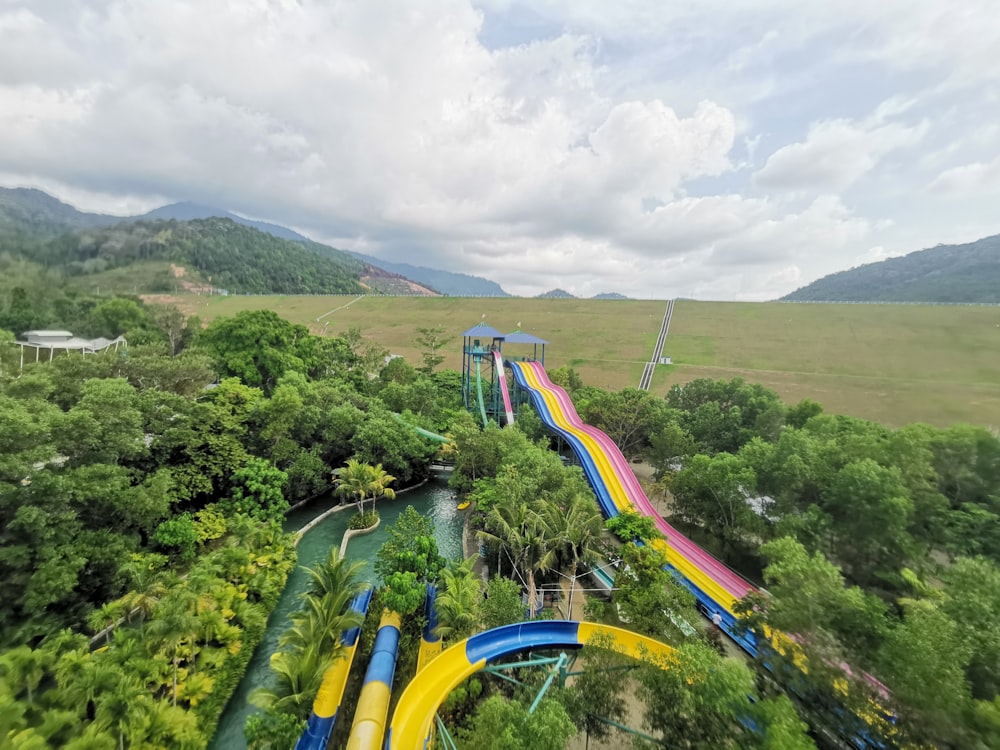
[0, 187, 122, 241]
[186, 294, 1000, 428]
[538, 288, 575, 298]
[593, 292, 628, 299]
[140, 201, 311, 243]
[0, 189, 442, 296]
[783, 234, 1000, 303]
[348, 251, 509, 296]
[24, 218, 366, 295]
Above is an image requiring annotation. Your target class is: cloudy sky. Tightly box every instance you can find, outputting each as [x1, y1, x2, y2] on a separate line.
[2, 1, 999, 299]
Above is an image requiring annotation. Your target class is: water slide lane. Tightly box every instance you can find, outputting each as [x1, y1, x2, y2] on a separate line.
[386, 620, 676, 750]
[416, 585, 443, 673]
[492, 351, 515, 425]
[295, 588, 374, 750]
[473, 359, 489, 427]
[508, 361, 757, 652]
[346, 610, 402, 750]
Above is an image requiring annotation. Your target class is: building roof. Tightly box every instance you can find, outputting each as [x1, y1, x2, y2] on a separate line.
[504, 329, 548, 345]
[18, 334, 126, 351]
[23, 330, 73, 338]
[461, 321, 506, 339]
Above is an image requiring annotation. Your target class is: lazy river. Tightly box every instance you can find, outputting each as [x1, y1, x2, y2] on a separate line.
[208, 477, 463, 750]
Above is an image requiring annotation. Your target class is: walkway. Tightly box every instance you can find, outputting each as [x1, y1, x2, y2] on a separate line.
[638, 299, 674, 391]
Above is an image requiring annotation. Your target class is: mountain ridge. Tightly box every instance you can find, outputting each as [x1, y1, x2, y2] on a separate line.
[781, 234, 1000, 303]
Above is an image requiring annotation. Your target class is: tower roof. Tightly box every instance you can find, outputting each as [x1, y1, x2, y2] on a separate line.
[504, 329, 548, 345]
[461, 321, 505, 339]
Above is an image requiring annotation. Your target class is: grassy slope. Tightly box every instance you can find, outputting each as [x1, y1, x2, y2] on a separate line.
[179, 294, 1000, 428]
[659, 301, 1000, 427]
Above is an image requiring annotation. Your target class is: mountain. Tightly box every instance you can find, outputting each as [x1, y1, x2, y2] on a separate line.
[20, 217, 366, 295]
[0, 189, 444, 295]
[537, 288, 575, 298]
[140, 202, 312, 243]
[782, 235, 1000, 303]
[0, 187, 122, 238]
[593, 292, 628, 300]
[348, 251, 509, 297]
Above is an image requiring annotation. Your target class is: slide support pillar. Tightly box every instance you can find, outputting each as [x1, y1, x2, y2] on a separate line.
[435, 715, 459, 750]
[528, 652, 568, 714]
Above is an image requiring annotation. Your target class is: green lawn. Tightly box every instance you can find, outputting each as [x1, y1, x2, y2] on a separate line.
[173, 294, 1000, 428]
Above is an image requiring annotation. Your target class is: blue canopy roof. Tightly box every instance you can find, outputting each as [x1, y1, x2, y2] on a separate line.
[461, 321, 506, 339]
[504, 330, 548, 345]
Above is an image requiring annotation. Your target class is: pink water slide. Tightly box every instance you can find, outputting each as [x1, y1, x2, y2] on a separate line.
[493, 351, 516, 426]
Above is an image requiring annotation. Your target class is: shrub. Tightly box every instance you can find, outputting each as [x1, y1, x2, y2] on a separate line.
[349, 510, 379, 530]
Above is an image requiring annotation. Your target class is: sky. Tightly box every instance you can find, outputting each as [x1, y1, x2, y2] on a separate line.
[2, 1, 999, 300]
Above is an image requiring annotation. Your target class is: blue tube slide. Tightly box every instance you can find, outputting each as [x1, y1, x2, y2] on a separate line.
[295, 587, 374, 750]
[346, 610, 402, 750]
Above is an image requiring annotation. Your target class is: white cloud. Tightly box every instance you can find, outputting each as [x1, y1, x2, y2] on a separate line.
[928, 157, 1000, 195]
[0, 0, 997, 301]
[754, 117, 927, 192]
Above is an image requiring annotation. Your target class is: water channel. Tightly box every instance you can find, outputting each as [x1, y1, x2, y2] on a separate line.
[209, 476, 463, 750]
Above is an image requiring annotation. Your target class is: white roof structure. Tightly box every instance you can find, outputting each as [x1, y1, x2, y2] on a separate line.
[15, 331, 127, 365]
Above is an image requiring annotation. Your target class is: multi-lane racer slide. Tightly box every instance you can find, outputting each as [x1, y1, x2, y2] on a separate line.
[507, 359, 758, 653]
[386, 620, 675, 750]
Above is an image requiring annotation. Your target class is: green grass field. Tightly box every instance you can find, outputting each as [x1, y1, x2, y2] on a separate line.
[174, 294, 1000, 428]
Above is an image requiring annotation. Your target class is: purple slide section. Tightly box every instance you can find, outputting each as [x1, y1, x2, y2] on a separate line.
[493, 351, 516, 426]
[522, 361, 754, 601]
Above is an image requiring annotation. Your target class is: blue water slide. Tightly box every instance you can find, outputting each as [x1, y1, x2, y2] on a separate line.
[295, 588, 374, 750]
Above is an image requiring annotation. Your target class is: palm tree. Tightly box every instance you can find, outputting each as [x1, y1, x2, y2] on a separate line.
[145, 592, 199, 706]
[117, 563, 172, 624]
[141, 699, 202, 750]
[477, 500, 559, 617]
[53, 653, 119, 718]
[305, 549, 367, 601]
[93, 674, 148, 750]
[87, 601, 126, 646]
[250, 646, 334, 720]
[540, 494, 605, 618]
[332, 458, 396, 514]
[63, 725, 118, 750]
[435, 556, 482, 642]
[0, 645, 52, 706]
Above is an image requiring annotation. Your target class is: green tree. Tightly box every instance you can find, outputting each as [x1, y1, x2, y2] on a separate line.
[152, 514, 199, 561]
[414, 326, 453, 374]
[435, 557, 482, 641]
[878, 599, 973, 748]
[579, 387, 671, 460]
[606, 510, 663, 543]
[375, 506, 445, 583]
[824, 459, 914, 586]
[382, 571, 427, 616]
[671, 452, 761, 548]
[667, 377, 785, 454]
[221, 457, 289, 523]
[332, 458, 396, 516]
[478, 575, 525, 631]
[199, 310, 317, 392]
[244, 709, 306, 750]
[477, 497, 558, 616]
[613, 543, 698, 641]
[457, 694, 576, 750]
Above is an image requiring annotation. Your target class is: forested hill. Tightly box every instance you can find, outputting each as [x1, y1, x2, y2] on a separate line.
[140, 200, 313, 243]
[23, 218, 367, 295]
[0, 186, 122, 239]
[782, 234, 1000, 303]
